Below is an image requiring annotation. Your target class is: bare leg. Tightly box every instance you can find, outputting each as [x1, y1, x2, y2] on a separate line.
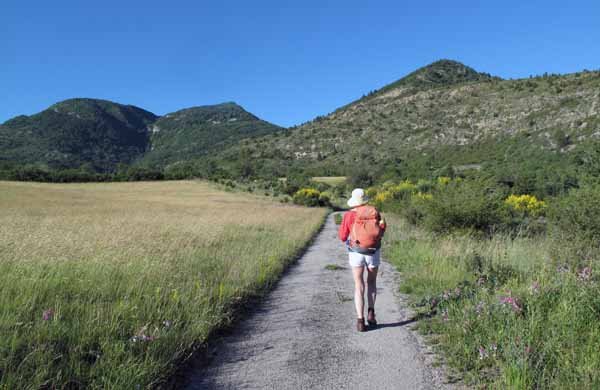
[366, 266, 378, 310]
[352, 266, 365, 319]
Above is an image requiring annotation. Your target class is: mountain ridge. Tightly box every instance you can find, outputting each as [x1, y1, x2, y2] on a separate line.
[210, 62, 600, 181]
[1, 60, 599, 184]
[0, 98, 282, 172]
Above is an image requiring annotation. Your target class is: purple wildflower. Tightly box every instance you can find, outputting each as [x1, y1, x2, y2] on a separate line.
[479, 346, 489, 360]
[578, 266, 592, 282]
[499, 295, 522, 313]
[42, 309, 54, 321]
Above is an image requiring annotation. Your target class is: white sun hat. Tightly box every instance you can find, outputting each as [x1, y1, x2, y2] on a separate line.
[347, 188, 369, 208]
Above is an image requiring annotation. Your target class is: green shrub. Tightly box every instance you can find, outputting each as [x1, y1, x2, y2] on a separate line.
[332, 183, 348, 199]
[318, 191, 332, 206]
[348, 168, 374, 188]
[403, 193, 430, 225]
[423, 179, 505, 233]
[549, 183, 600, 259]
[415, 179, 434, 193]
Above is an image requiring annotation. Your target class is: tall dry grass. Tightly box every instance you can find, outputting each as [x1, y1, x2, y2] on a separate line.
[0, 180, 327, 389]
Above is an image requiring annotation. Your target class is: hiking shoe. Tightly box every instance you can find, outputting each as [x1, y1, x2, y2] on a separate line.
[356, 318, 367, 332]
[367, 308, 377, 327]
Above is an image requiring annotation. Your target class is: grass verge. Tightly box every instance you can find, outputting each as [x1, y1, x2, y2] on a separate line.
[334, 213, 343, 225]
[385, 215, 600, 389]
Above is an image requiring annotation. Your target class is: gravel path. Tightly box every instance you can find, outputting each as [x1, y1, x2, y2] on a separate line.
[183, 213, 456, 390]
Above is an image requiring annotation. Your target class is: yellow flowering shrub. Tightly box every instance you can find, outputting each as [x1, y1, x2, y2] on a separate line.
[415, 191, 433, 201]
[374, 191, 393, 205]
[505, 194, 547, 217]
[365, 187, 379, 199]
[437, 176, 452, 186]
[293, 188, 323, 207]
[296, 188, 319, 197]
[381, 180, 397, 190]
[389, 180, 417, 199]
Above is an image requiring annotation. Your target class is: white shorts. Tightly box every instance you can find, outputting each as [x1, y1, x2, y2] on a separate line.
[348, 249, 381, 268]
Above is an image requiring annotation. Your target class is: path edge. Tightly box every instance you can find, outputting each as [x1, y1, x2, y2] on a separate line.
[160, 209, 332, 389]
[383, 257, 467, 389]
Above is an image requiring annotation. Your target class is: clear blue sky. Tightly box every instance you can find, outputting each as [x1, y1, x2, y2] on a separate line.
[2, 0, 599, 127]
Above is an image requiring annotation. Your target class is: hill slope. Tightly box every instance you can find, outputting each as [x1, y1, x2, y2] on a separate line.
[214, 60, 600, 180]
[0, 98, 158, 172]
[141, 102, 283, 167]
[0, 100, 283, 173]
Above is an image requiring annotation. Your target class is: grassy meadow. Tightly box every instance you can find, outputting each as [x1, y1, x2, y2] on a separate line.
[0, 180, 327, 389]
[376, 178, 600, 389]
[310, 176, 347, 186]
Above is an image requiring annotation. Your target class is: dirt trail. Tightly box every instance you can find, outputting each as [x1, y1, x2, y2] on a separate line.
[183, 213, 456, 389]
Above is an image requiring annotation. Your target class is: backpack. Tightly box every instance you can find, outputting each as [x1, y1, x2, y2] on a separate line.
[349, 205, 383, 252]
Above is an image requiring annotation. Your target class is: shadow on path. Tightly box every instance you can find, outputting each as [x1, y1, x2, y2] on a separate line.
[370, 310, 436, 330]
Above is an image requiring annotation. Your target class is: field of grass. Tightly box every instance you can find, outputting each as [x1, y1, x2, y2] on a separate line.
[385, 215, 600, 389]
[0, 180, 327, 389]
[311, 176, 347, 186]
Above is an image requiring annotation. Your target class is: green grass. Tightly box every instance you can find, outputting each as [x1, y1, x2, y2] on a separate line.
[385, 215, 600, 389]
[334, 213, 343, 225]
[311, 176, 347, 186]
[0, 181, 327, 389]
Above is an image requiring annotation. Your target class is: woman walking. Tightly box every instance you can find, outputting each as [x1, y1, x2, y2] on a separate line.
[338, 188, 386, 332]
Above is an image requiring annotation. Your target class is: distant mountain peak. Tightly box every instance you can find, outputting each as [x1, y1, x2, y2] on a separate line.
[376, 59, 497, 95]
[163, 102, 257, 122]
[410, 59, 493, 82]
[141, 102, 282, 166]
[421, 59, 471, 70]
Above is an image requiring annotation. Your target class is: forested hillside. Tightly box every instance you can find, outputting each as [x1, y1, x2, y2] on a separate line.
[140, 102, 282, 167]
[0, 98, 157, 172]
